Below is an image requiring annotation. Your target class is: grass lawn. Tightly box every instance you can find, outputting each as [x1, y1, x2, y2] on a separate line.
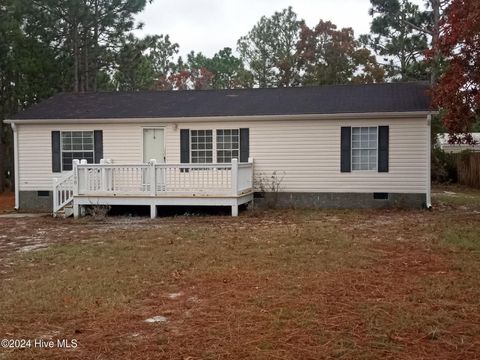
[1, 186, 480, 359]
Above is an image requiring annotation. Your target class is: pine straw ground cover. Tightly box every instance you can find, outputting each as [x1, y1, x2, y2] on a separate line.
[0, 187, 479, 359]
[0, 192, 14, 213]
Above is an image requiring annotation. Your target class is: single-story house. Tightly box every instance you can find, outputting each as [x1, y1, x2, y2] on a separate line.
[5, 82, 433, 217]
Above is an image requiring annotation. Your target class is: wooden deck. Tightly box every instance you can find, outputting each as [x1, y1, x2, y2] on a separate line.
[53, 158, 254, 218]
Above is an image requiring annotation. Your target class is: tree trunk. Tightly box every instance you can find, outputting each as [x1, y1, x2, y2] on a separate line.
[400, 12, 407, 80]
[0, 85, 5, 192]
[74, 22, 79, 93]
[430, 0, 441, 85]
[82, 0, 89, 92]
[0, 120, 5, 192]
[93, 0, 99, 92]
[84, 33, 89, 92]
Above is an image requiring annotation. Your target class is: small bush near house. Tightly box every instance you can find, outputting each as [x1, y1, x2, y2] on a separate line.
[253, 170, 286, 208]
[86, 204, 111, 220]
[431, 147, 458, 183]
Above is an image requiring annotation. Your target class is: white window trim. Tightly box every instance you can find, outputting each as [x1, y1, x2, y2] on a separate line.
[190, 129, 214, 164]
[351, 126, 378, 172]
[215, 128, 240, 164]
[60, 130, 95, 172]
[190, 128, 240, 164]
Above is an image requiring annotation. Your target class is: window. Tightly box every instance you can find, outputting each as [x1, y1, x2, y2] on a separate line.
[216, 129, 239, 163]
[61, 131, 94, 171]
[189, 129, 240, 163]
[351, 127, 377, 171]
[190, 130, 213, 163]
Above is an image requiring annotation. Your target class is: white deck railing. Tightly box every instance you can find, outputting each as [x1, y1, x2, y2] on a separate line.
[52, 171, 75, 213]
[72, 158, 254, 197]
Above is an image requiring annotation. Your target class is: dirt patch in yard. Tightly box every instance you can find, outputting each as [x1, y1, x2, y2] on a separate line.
[1, 187, 480, 359]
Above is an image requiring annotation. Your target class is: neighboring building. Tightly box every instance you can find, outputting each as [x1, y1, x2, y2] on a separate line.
[437, 133, 480, 153]
[5, 82, 433, 217]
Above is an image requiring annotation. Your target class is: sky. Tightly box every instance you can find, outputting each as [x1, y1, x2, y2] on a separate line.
[134, 0, 426, 58]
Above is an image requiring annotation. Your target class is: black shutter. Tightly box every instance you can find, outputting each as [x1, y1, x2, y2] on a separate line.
[94, 130, 103, 163]
[378, 126, 389, 172]
[52, 131, 61, 173]
[240, 128, 249, 162]
[180, 129, 190, 163]
[340, 127, 351, 173]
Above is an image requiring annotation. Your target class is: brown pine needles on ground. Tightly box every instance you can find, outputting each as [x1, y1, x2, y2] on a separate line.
[0, 186, 479, 359]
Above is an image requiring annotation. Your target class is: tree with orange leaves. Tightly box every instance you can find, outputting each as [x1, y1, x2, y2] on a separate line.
[297, 20, 384, 85]
[432, 0, 480, 142]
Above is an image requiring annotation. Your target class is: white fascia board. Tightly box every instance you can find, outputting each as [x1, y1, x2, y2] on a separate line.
[3, 111, 433, 125]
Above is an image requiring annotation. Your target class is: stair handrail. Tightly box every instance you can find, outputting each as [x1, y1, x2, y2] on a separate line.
[52, 171, 75, 214]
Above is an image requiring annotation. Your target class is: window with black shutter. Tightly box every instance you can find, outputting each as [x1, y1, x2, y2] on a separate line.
[180, 128, 250, 163]
[52, 130, 103, 171]
[340, 125, 389, 173]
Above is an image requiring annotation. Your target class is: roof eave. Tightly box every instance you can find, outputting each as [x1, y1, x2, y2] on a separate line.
[4, 111, 434, 125]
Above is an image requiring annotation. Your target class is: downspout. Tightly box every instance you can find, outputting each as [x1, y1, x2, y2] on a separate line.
[11, 122, 19, 210]
[426, 114, 432, 209]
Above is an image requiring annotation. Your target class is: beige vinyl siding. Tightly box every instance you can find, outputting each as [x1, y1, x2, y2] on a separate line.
[17, 123, 166, 191]
[168, 118, 428, 193]
[16, 117, 428, 193]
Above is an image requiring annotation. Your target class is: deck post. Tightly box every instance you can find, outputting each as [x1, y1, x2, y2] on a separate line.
[231, 204, 238, 217]
[100, 159, 106, 191]
[150, 159, 157, 196]
[80, 159, 88, 195]
[150, 204, 157, 219]
[72, 159, 80, 196]
[248, 157, 255, 208]
[52, 177, 58, 214]
[231, 158, 238, 195]
[73, 202, 80, 219]
[248, 156, 254, 188]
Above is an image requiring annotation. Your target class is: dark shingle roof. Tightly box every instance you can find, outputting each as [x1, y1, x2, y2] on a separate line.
[12, 82, 431, 120]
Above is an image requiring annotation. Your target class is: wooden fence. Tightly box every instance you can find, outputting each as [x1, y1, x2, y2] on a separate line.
[450, 152, 480, 189]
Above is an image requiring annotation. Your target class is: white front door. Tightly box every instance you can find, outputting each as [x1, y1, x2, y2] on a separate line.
[143, 128, 165, 163]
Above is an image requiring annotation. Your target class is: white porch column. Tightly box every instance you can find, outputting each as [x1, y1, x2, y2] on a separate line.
[231, 158, 238, 195]
[79, 159, 88, 195]
[150, 204, 157, 219]
[248, 156, 254, 189]
[73, 202, 80, 219]
[231, 204, 238, 217]
[52, 177, 58, 214]
[100, 159, 107, 192]
[248, 157, 255, 208]
[149, 159, 157, 196]
[72, 159, 80, 196]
